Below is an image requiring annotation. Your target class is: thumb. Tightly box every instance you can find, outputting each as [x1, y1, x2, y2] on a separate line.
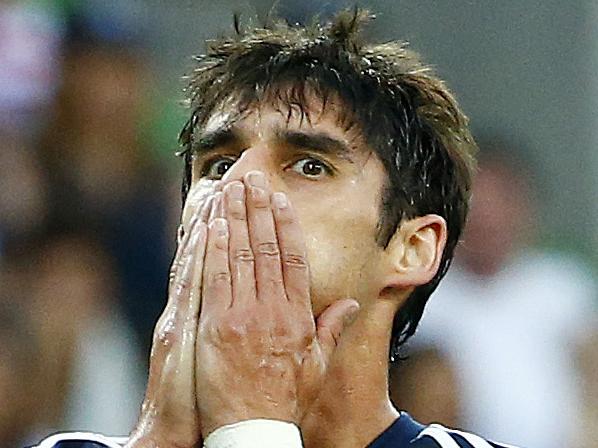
[316, 298, 360, 359]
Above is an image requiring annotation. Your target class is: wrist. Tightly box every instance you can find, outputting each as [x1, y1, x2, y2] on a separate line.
[201, 407, 299, 437]
[125, 429, 198, 448]
[126, 409, 201, 448]
[124, 432, 161, 448]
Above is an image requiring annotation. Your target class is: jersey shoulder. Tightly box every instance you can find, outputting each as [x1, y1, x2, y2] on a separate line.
[367, 412, 520, 448]
[33, 421, 522, 448]
[29, 432, 126, 448]
[411, 424, 520, 448]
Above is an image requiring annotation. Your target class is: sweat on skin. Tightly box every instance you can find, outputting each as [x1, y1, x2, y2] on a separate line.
[126, 95, 447, 448]
[34, 9, 488, 448]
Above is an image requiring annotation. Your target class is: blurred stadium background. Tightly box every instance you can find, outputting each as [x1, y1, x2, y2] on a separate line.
[0, 1, 596, 447]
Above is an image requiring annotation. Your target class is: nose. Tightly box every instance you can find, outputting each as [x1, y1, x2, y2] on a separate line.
[182, 145, 282, 229]
[219, 146, 283, 191]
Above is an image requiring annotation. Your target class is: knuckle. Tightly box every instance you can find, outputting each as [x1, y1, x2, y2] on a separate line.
[257, 241, 280, 257]
[233, 248, 255, 263]
[229, 206, 246, 221]
[265, 307, 291, 337]
[173, 257, 186, 269]
[220, 325, 244, 342]
[267, 277, 285, 291]
[167, 260, 184, 281]
[209, 270, 231, 287]
[213, 237, 228, 251]
[215, 317, 247, 342]
[270, 321, 290, 338]
[282, 251, 308, 268]
[157, 329, 177, 347]
[154, 320, 178, 348]
[173, 278, 190, 296]
[253, 201, 269, 209]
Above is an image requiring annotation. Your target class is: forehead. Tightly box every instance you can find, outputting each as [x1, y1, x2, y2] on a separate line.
[201, 88, 363, 145]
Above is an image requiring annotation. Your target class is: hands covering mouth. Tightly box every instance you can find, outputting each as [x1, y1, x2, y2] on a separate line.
[125, 171, 360, 448]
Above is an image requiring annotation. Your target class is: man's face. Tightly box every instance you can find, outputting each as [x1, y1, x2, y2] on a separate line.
[181, 95, 389, 314]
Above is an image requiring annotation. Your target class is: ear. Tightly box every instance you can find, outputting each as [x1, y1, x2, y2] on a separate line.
[383, 214, 447, 289]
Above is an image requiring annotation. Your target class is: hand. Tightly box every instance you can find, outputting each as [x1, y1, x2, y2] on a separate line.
[195, 171, 360, 437]
[125, 191, 216, 448]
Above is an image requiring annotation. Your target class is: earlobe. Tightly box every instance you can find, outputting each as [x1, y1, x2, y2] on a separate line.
[384, 215, 447, 289]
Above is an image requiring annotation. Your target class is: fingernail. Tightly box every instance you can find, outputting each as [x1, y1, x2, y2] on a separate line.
[272, 192, 288, 209]
[246, 171, 266, 188]
[345, 303, 360, 325]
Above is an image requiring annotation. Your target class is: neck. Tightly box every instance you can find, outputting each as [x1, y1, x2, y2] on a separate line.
[301, 301, 400, 448]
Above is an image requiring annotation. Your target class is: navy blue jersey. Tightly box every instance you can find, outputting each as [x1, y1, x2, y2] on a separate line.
[367, 413, 519, 447]
[33, 413, 519, 448]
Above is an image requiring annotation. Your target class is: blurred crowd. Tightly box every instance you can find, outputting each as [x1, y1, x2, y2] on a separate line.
[0, 1, 176, 445]
[0, 1, 596, 448]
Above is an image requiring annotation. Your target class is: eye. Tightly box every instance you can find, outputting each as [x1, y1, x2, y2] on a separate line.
[201, 157, 236, 180]
[289, 158, 332, 179]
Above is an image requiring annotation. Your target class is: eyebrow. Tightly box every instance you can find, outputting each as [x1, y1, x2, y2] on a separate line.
[276, 129, 355, 162]
[192, 126, 355, 163]
[192, 127, 239, 154]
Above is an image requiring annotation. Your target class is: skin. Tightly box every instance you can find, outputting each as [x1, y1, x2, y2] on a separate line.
[126, 94, 447, 448]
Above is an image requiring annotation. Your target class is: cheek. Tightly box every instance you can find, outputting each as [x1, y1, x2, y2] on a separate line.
[295, 197, 382, 314]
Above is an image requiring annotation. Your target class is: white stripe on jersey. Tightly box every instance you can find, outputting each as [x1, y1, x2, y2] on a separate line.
[430, 424, 494, 448]
[428, 424, 520, 448]
[415, 426, 461, 448]
[35, 432, 126, 448]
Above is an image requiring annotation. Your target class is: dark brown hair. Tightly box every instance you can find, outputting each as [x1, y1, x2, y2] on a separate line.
[178, 9, 477, 361]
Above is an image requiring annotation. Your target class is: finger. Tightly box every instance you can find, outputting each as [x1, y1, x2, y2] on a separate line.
[245, 171, 285, 303]
[168, 212, 200, 294]
[200, 194, 216, 224]
[183, 193, 215, 310]
[169, 193, 214, 294]
[271, 191, 310, 305]
[201, 218, 232, 315]
[209, 191, 224, 222]
[223, 181, 256, 308]
[162, 224, 205, 360]
[145, 191, 215, 411]
[149, 217, 205, 393]
[176, 220, 208, 361]
[166, 211, 204, 317]
[316, 299, 360, 360]
[154, 193, 213, 366]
